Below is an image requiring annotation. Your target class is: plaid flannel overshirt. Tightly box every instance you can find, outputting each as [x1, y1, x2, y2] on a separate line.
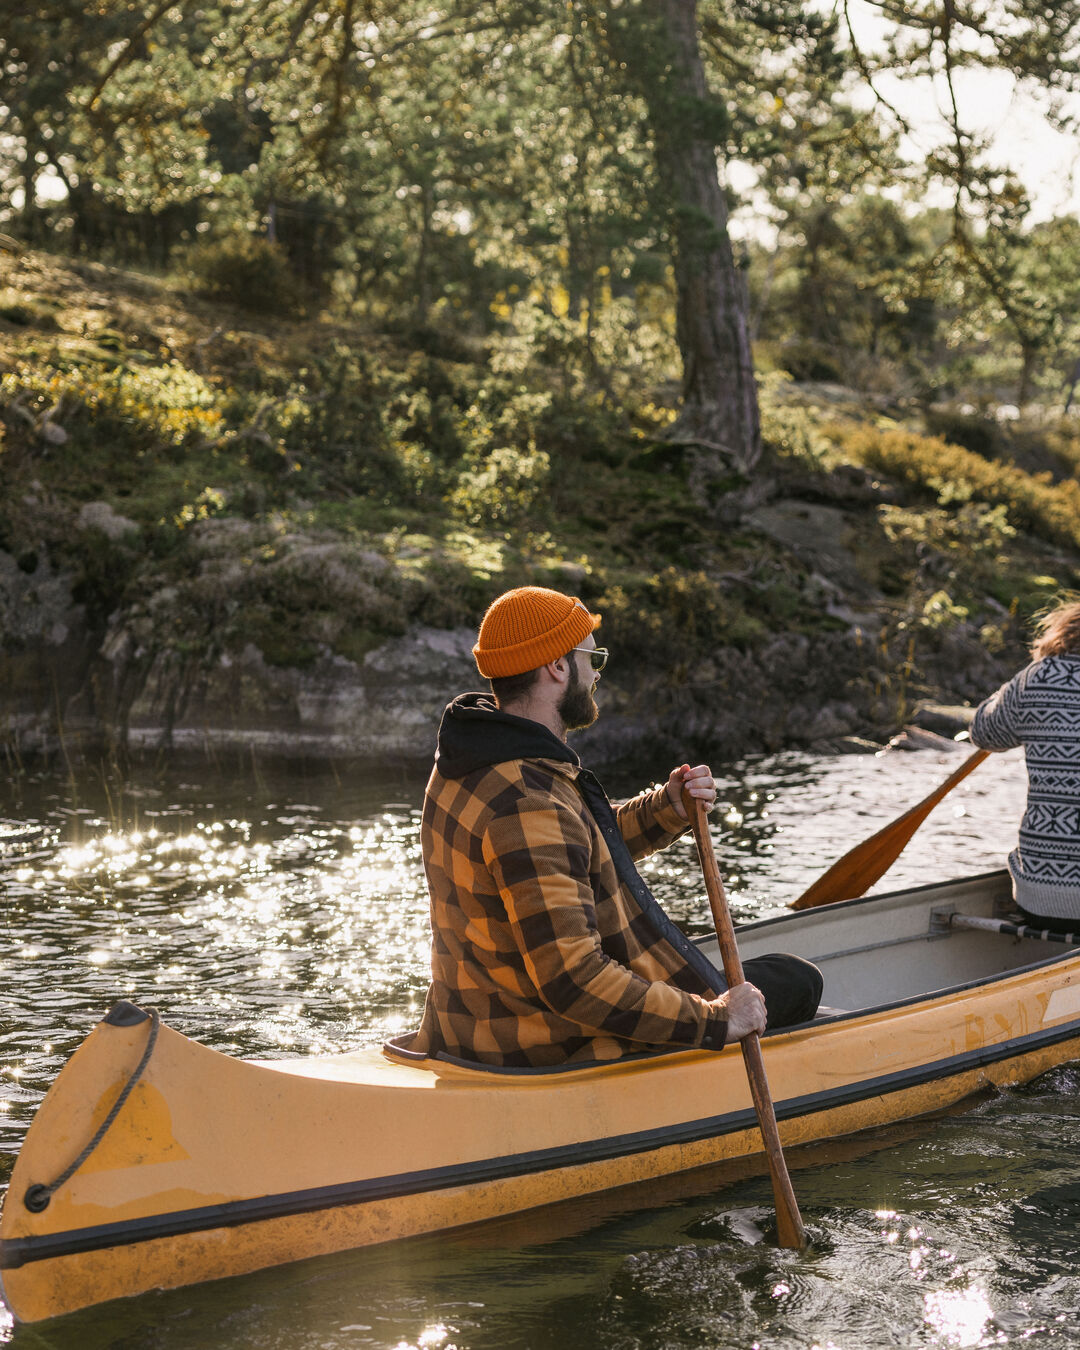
[412, 756, 728, 1066]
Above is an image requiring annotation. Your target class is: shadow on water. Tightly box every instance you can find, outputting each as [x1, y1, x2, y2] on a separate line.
[3, 747, 1079, 1348]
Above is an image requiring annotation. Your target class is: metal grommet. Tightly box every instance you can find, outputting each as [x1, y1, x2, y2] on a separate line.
[23, 1183, 52, 1213]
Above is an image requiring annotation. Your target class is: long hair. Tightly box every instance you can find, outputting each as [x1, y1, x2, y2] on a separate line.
[1031, 598, 1080, 660]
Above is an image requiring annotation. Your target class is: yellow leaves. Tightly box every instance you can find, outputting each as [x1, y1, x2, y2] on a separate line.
[7, 359, 223, 452]
[173, 487, 226, 530]
[842, 423, 1080, 553]
[637, 402, 678, 427]
[922, 590, 969, 627]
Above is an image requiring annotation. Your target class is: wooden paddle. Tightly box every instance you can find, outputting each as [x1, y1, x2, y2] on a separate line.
[684, 791, 806, 1250]
[788, 746, 990, 911]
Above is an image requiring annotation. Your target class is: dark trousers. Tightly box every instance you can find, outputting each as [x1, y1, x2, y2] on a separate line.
[742, 952, 824, 1030]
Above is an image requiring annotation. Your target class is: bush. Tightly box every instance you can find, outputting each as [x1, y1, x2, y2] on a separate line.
[185, 233, 302, 316]
[838, 424, 1080, 552]
[0, 361, 223, 459]
[923, 408, 1007, 459]
[924, 407, 1080, 482]
[449, 446, 551, 527]
[0, 291, 59, 329]
[776, 339, 846, 384]
[761, 404, 837, 469]
[596, 568, 764, 669]
[278, 344, 409, 499]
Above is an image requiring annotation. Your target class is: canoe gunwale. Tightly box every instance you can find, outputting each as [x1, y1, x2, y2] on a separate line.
[389, 917, 1080, 1077]
[729, 866, 1014, 935]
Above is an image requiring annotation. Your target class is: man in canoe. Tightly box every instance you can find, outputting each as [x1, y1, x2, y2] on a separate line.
[411, 585, 822, 1067]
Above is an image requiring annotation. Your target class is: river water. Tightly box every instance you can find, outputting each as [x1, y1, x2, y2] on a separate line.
[2, 744, 1079, 1349]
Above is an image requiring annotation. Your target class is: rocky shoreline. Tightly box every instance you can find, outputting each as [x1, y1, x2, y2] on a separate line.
[0, 510, 1012, 772]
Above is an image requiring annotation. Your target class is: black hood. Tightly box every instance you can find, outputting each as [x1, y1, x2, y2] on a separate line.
[434, 692, 579, 779]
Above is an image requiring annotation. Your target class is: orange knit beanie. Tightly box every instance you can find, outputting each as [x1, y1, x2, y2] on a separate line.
[473, 587, 601, 678]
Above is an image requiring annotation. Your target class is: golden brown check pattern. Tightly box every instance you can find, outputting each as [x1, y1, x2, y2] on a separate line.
[413, 757, 726, 1066]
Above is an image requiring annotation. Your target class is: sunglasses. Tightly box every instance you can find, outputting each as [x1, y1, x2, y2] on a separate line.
[571, 646, 609, 672]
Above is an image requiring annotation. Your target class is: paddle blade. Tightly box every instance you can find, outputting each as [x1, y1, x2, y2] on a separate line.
[789, 747, 989, 910]
[788, 807, 931, 910]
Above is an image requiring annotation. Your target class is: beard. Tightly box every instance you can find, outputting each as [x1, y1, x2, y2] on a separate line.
[558, 658, 599, 732]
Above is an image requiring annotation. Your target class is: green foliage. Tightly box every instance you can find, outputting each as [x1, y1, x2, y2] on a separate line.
[0, 290, 60, 329]
[924, 407, 1080, 480]
[840, 424, 1080, 552]
[761, 400, 840, 469]
[880, 501, 1016, 565]
[1, 360, 223, 476]
[773, 340, 846, 384]
[185, 233, 303, 315]
[4, 246, 1079, 711]
[5, 0, 1080, 435]
[878, 501, 1018, 632]
[923, 408, 1008, 460]
[596, 568, 765, 670]
[449, 446, 551, 528]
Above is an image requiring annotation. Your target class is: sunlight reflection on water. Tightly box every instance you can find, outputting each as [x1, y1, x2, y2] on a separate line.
[0, 746, 1029, 1154]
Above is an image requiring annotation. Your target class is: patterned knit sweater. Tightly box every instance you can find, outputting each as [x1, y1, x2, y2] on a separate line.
[970, 652, 1080, 918]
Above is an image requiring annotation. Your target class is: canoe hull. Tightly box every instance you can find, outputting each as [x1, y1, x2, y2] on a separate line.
[4, 1031, 1077, 1325]
[4, 870, 1080, 1322]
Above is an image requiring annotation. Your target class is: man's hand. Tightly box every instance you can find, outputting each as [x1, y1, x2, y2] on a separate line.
[713, 981, 767, 1044]
[666, 762, 717, 820]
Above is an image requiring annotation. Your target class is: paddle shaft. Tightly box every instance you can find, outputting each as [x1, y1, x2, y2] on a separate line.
[789, 746, 990, 911]
[684, 793, 806, 1250]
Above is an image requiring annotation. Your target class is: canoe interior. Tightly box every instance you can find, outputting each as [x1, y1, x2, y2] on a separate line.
[704, 870, 1063, 1013]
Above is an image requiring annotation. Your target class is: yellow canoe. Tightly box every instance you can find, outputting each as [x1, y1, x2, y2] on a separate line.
[4, 868, 1080, 1323]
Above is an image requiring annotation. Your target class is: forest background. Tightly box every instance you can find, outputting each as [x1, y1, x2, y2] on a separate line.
[4, 0, 1080, 769]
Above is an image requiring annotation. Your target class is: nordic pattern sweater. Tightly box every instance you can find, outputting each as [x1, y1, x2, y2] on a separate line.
[971, 652, 1080, 918]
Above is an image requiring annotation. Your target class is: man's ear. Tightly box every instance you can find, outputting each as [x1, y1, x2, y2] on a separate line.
[546, 655, 571, 685]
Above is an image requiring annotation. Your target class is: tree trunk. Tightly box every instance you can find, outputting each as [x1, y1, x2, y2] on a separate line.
[639, 0, 761, 477]
[413, 178, 433, 327]
[1017, 340, 1037, 408]
[19, 122, 41, 243]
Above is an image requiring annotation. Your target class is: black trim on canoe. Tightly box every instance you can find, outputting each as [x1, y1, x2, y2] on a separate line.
[5, 1011, 1080, 1273]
